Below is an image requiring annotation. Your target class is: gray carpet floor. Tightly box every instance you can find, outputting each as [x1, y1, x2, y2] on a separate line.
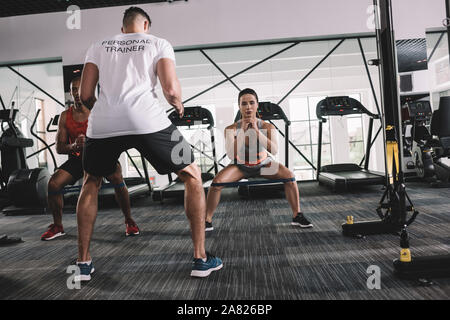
[0, 182, 449, 300]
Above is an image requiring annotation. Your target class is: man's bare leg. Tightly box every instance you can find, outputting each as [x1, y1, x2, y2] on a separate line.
[107, 163, 132, 222]
[47, 170, 75, 227]
[176, 163, 206, 259]
[76, 173, 102, 262]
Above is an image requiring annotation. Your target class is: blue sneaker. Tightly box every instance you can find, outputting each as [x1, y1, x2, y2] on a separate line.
[74, 261, 95, 282]
[191, 252, 223, 277]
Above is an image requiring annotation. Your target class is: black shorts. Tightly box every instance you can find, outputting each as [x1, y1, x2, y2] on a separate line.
[58, 156, 84, 184]
[83, 124, 194, 177]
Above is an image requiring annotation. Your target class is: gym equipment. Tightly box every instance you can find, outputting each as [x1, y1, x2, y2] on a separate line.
[231, 102, 291, 197]
[403, 100, 450, 186]
[1, 107, 51, 215]
[428, 98, 450, 187]
[152, 106, 218, 202]
[344, 0, 450, 280]
[393, 96, 450, 279]
[63, 175, 151, 206]
[61, 175, 151, 205]
[316, 96, 385, 191]
[402, 100, 434, 179]
[0, 109, 33, 185]
[341, 0, 419, 239]
[0, 97, 24, 243]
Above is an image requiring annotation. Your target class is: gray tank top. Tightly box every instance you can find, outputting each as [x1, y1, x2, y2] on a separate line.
[235, 118, 268, 165]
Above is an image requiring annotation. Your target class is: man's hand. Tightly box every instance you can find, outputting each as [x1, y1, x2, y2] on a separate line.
[175, 104, 184, 118]
[72, 134, 86, 152]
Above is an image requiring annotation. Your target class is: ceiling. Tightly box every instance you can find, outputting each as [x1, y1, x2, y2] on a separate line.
[0, 0, 186, 18]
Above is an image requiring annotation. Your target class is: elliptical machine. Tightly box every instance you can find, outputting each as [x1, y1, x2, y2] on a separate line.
[402, 100, 435, 180]
[403, 100, 450, 187]
[428, 97, 450, 187]
[0, 103, 51, 215]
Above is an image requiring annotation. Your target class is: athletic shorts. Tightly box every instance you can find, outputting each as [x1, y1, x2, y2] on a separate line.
[58, 156, 84, 184]
[236, 157, 273, 178]
[83, 124, 195, 177]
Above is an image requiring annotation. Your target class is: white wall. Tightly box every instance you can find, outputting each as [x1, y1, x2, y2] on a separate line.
[0, 63, 65, 173]
[0, 0, 445, 66]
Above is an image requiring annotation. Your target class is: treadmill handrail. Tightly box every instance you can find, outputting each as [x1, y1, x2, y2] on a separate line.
[234, 102, 290, 125]
[316, 96, 379, 121]
[168, 106, 215, 128]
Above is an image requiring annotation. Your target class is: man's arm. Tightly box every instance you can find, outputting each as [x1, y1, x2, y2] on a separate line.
[80, 62, 99, 110]
[156, 58, 184, 117]
[55, 111, 75, 154]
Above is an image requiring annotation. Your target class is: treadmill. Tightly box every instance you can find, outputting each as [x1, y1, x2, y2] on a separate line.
[152, 106, 218, 202]
[316, 96, 385, 191]
[233, 102, 291, 197]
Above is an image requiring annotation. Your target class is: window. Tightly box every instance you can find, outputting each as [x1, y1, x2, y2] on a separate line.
[289, 96, 332, 180]
[0, 60, 64, 172]
[179, 105, 217, 174]
[149, 36, 381, 181]
[346, 93, 365, 164]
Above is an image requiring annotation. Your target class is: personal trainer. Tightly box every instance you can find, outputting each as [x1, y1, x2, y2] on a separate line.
[41, 76, 139, 241]
[77, 7, 222, 281]
[205, 88, 313, 231]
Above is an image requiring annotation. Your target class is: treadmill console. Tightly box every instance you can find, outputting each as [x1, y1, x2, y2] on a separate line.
[405, 100, 432, 120]
[0, 109, 18, 122]
[234, 102, 290, 124]
[316, 96, 374, 120]
[168, 106, 215, 127]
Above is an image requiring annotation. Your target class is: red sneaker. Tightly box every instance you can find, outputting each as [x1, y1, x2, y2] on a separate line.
[125, 220, 140, 236]
[41, 224, 65, 241]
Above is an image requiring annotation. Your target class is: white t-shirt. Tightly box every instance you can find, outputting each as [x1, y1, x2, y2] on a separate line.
[84, 33, 174, 138]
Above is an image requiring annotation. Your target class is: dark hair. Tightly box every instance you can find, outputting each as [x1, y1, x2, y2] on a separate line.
[238, 88, 259, 105]
[123, 6, 152, 28]
[70, 76, 81, 87]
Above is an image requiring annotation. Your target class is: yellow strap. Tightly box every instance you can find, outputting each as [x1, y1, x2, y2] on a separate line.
[386, 141, 399, 184]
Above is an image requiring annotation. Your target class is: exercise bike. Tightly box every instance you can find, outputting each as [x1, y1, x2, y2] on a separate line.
[402, 100, 435, 180]
[403, 100, 450, 187]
